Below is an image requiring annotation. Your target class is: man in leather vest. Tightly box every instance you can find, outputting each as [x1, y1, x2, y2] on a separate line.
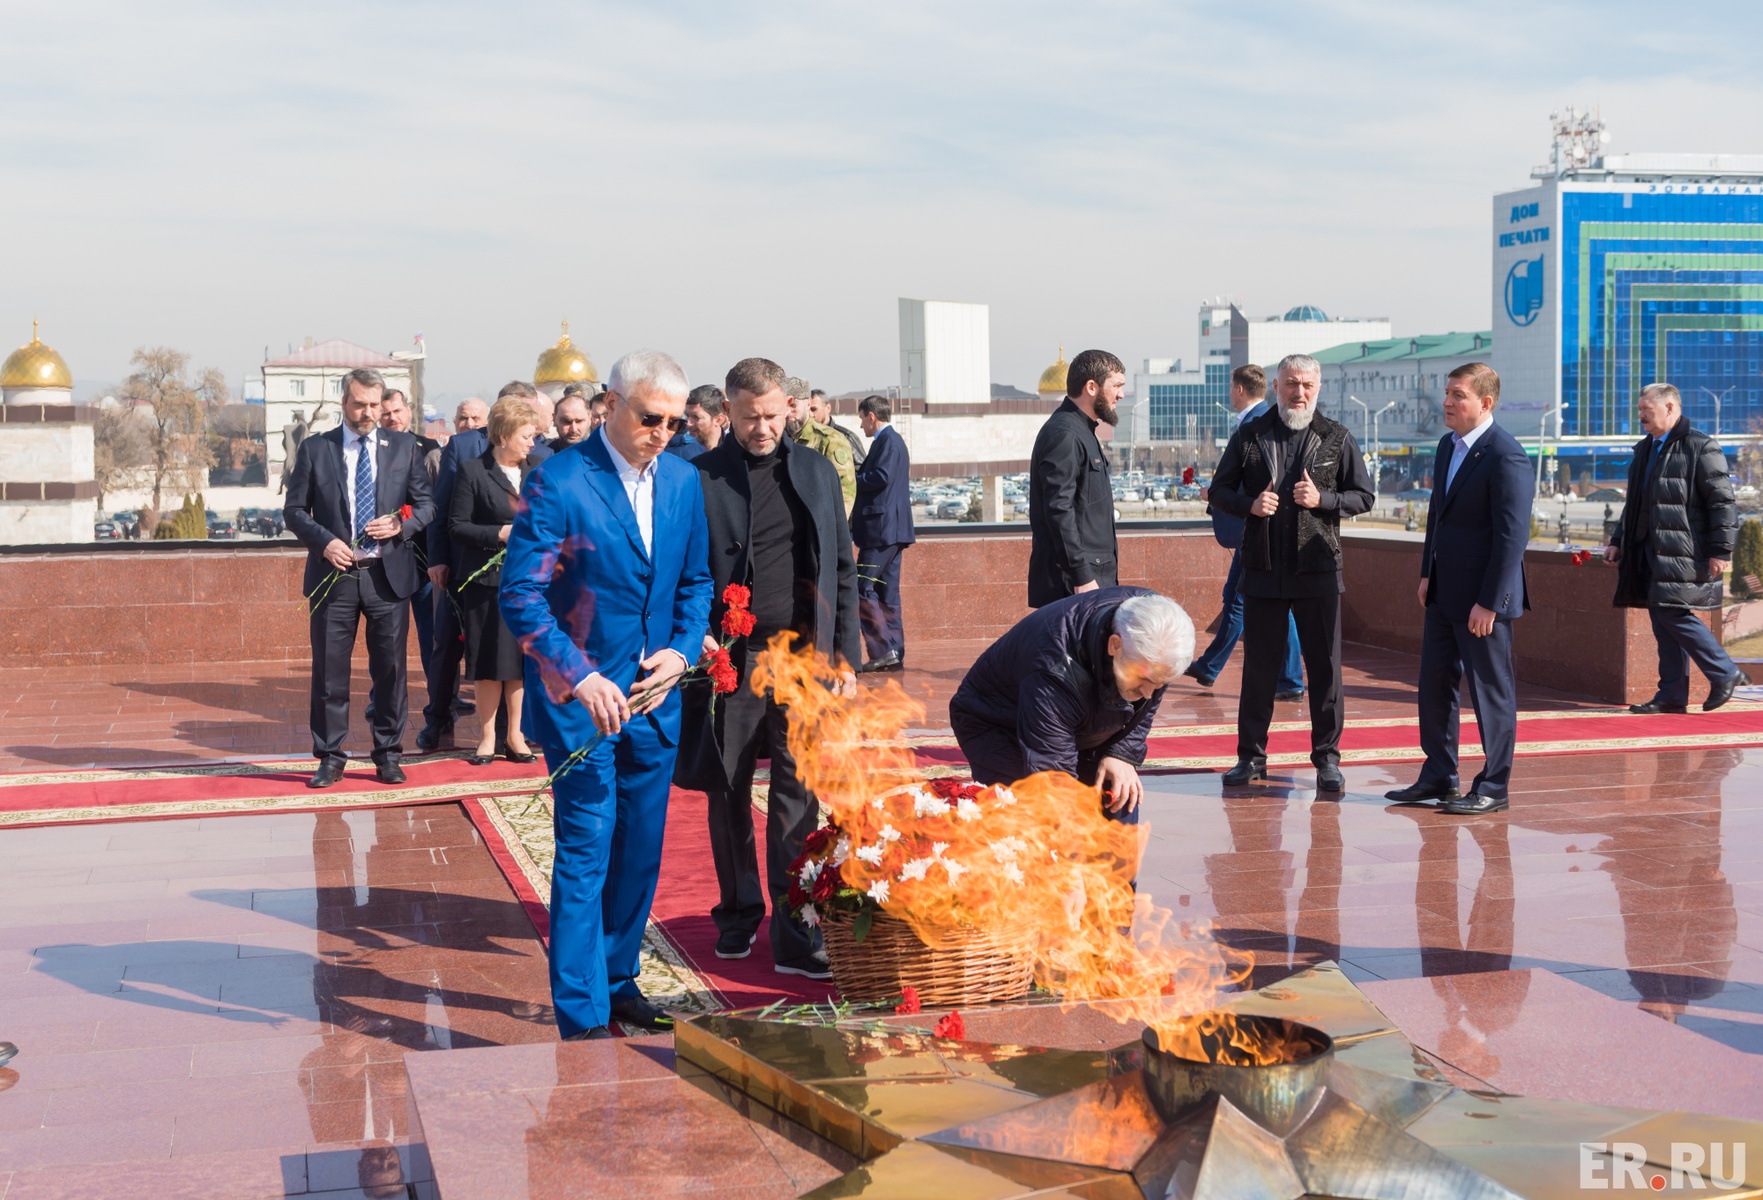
[1207, 354, 1376, 793]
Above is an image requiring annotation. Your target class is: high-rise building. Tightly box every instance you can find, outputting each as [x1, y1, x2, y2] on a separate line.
[1493, 108, 1763, 454]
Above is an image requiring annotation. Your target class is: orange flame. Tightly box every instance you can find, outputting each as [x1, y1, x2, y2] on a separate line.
[752, 638, 1253, 1043]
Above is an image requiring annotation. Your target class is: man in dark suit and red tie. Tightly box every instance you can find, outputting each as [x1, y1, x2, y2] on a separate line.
[284, 368, 436, 790]
[1386, 362, 1533, 816]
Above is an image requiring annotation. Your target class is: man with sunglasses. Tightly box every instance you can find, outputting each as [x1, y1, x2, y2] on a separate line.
[674, 357, 859, 981]
[499, 352, 712, 1042]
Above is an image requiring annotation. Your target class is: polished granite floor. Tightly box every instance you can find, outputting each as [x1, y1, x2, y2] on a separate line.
[0, 741, 1758, 1196]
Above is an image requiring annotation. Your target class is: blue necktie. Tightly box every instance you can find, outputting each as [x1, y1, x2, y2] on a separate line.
[353, 435, 374, 543]
[1446, 433, 1467, 490]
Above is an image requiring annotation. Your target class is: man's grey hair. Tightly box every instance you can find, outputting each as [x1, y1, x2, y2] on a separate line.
[1639, 382, 1682, 407]
[342, 367, 385, 397]
[785, 375, 812, 402]
[1276, 354, 1321, 378]
[610, 350, 690, 400]
[1114, 594, 1195, 680]
[454, 397, 486, 420]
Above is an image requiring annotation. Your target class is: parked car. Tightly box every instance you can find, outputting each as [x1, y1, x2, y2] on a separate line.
[108, 510, 140, 538]
[1176, 484, 1202, 500]
[206, 511, 236, 539]
[94, 521, 120, 540]
[935, 499, 968, 520]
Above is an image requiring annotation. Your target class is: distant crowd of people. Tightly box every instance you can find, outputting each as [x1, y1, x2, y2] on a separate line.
[278, 344, 1743, 1039]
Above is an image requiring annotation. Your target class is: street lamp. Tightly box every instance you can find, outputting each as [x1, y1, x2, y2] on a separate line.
[1533, 400, 1569, 497]
[1699, 385, 1735, 437]
[1346, 395, 1396, 495]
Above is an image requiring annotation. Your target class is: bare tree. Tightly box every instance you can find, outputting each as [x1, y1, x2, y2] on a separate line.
[118, 348, 229, 511]
[92, 402, 151, 508]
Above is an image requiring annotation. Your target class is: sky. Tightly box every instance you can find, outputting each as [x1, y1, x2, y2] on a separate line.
[2, 0, 1761, 407]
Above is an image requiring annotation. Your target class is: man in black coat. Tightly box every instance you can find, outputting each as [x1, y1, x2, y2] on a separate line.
[1605, 382, 1743, 714]
[851, 394, 915, 672]
[1385, 363, 1533, 816]
[416, 380, 554, 751]
[284, 368, 436, 789]
[674, 357, 859, 980]
[949, 587, 1194, 821]
[1027, 349, 1124, 608]
[1208, 354, 1376, 793]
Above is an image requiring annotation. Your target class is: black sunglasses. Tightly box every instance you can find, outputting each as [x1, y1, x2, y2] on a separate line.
[638, 412, 688, 433]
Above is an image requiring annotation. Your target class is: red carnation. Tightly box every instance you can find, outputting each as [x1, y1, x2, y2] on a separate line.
[787, 879, 810, 910]
[709, 647, 739, 694]
[722, 584, 751, 610]
[932, 1011, 965, 1039]
[895, 986, 921, 1015]
[803, 826, 837, 854]
[399, 504, 413, 521]
[722, 606, 757, 638]
[927, 778, 964, 800]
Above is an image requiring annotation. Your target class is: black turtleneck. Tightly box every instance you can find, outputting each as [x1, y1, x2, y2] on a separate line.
[744, 445, 815, 639]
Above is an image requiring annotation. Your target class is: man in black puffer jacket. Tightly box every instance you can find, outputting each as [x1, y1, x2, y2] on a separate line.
[950, 588, 1194, 824]
[1605, 382, 1744, 714]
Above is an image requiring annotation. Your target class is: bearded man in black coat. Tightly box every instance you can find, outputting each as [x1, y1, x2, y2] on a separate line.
[1605, 382, 1744, 714]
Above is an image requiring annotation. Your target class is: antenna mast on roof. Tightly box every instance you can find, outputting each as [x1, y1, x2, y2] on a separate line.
[1537, 106, 1611, 178]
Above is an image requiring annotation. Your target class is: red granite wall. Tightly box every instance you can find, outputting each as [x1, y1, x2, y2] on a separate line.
[0, 533, 1699, 703]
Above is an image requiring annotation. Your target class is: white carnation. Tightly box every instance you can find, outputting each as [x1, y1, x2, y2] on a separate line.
[910, 787, 946, 817]
[955, 798, 983, 822]
[989, 836, 1029, 864]
[799, 859, 822, 885]
[800, 903, 820, 927]
[855, 843, 885, 866]
[942, 858, 967, 885]
[1002, 861, 1025, 886]
[898, 857, 932, 882]
[931, 841, 950, 859]
[990, 786, 1018, 807]
[879, 823, 902, 843]
[867, 879, 891, 904]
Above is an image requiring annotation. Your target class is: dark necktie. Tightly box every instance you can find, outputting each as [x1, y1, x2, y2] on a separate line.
[353, 435, 374, 543]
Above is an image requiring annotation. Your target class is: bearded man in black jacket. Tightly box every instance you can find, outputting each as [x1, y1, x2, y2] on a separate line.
[1208, 354, 1376, 794]
[1027, 350, 1124, 607]
[1605, 382, 1744, 714]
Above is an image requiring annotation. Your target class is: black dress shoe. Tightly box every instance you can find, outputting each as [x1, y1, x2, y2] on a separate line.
[1705, 672, 1744, 713]
[715, 929, 758, 960]
[1221, 759, 1267, 786]
[609, 995, 675, 1032]
[860, 652, 902, 674]
[1315, 764, 1345, 792]
[376, 759, 406, 785]
[563, 1026, 614, 1041]
[1183, 664, 1215, 688]
[774, 954, 834, 980]
[1384, 781, 1460, 805]
[1440, 791, 1509, 816]
[454, 698, 477, 717]
[308, 759, 346, 789]
[415, 724, 453, 753]
[1629, 699, 1688, 715]
[1275, 689, 1305, 703]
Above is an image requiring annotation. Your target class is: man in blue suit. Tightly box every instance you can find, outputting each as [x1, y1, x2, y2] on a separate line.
[417, 381, 553, 751]
[851, 395, 916, 672]
[499, 351, 712, 1040]
[1191, 365, 1304, 698]
[1386, 362, 1532, 816]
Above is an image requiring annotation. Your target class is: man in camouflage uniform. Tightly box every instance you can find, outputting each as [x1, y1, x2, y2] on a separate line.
[785, 376, 855, 515]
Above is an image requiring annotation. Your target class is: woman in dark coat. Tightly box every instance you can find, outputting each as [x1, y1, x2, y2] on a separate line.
[449, 397, 540, 764]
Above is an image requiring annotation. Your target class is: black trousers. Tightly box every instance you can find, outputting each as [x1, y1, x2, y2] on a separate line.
[423, 579, 467, 733]
[1416, 604, 1518, 800]
[1238, 591, 1343, 767]
[857, 543, 907, 662]
[705, 688, 823, 963]
[310, 560, 408, 765]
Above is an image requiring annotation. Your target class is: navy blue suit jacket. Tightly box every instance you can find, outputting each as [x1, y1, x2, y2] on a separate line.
[428, 427, 552, 573]
[850, 423, 916, 548]
[1421, 420, 1533, 621]
[498, 431, 712, 753]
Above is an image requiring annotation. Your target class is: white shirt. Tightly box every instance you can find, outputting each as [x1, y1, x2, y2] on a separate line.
[598, 427, 655, 557]
[1445, 416, 1494, 491]
[342, 427, 381, 559]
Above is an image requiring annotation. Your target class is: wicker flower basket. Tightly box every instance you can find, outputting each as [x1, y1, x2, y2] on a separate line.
[819, 909, 1036, 1006]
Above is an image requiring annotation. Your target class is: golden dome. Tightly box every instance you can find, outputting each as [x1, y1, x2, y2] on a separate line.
[533, 320, 598, 385]
[1, 321, 72, 390]
[1036, 346, 1068, 397]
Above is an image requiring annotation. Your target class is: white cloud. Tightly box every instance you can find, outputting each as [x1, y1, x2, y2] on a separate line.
[0, 0, 1759, 400]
